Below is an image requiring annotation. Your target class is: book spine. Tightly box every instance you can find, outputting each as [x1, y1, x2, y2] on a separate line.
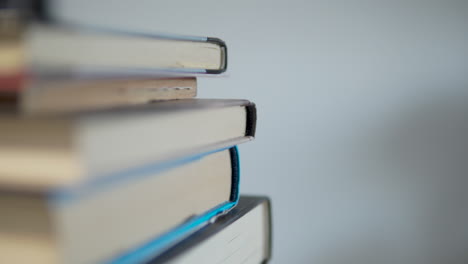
[228, 146, 240, 202]
[205, 37, 227, 74]
[245, 102, 257, 137]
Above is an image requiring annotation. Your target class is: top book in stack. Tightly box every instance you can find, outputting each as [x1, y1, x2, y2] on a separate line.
[0, 4, 227, 112]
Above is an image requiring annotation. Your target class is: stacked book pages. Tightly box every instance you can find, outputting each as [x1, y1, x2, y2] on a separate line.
[0, 3, 272, 264]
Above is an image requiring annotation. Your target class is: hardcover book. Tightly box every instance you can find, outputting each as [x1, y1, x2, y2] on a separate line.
[0, 147, 241, 264]
[149, 196, 273, 264]
[0, 6, 227, 92]
[0, 99, 256, 189]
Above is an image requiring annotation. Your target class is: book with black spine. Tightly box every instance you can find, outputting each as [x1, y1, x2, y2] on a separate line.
[149, 196, 273, 264]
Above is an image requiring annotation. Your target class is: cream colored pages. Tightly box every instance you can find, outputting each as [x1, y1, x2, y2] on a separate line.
[56, 150, 232, 264]
[167, 202, 269, 264]
[25, 25, 222, 70]
[22, 78, 197, 113]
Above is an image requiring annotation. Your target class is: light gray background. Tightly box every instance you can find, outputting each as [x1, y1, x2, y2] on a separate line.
[55, 1, 468, 263]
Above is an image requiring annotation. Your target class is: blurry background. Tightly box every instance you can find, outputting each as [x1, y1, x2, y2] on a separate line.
[54, 1, 468, 263]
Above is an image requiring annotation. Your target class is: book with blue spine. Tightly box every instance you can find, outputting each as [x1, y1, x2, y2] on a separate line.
[0, 147, 240, 264]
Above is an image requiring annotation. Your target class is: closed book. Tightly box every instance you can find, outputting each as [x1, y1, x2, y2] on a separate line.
[0, 7, 227, 92]
[1, 77, 197, 113]
[0, 147, 241, 264]
[149, 196, 273, 264]
[0, 99, 256, 189]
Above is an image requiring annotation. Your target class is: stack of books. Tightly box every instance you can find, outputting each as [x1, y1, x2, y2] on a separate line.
[0, 2, 272, 264]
